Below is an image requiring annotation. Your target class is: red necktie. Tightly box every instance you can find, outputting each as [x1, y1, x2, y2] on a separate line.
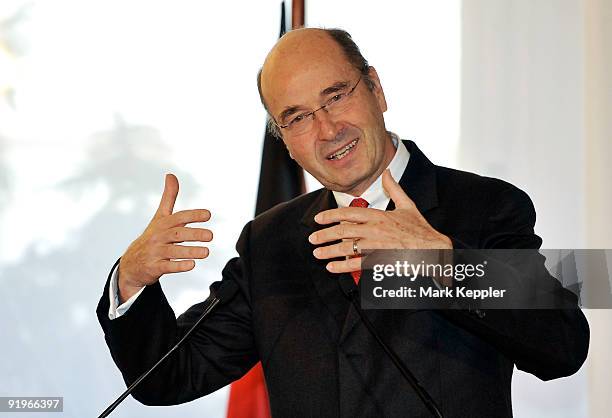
[349, 198, 369, 283]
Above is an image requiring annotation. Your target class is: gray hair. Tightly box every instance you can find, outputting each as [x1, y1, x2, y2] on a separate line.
[257, 28, 374, 139]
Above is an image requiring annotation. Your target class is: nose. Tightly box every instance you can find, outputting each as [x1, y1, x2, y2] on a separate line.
[313, 108, 340, 141]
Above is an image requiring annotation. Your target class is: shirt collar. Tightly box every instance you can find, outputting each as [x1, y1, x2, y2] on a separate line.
[332, 132, 410, 210]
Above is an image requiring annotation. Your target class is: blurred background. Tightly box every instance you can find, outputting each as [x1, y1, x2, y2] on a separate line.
[0, 0, 610, 416]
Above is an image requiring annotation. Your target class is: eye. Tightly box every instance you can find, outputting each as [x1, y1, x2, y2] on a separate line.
[329, 93, 345, 103]
[289, 113, 307, 126]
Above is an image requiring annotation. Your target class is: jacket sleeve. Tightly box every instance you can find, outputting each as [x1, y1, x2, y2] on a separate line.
[96, 222, 258, 406]
[442, 185, 590, 381]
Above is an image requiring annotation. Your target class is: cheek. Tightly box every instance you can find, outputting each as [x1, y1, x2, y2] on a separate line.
[286, 141, 315, 166]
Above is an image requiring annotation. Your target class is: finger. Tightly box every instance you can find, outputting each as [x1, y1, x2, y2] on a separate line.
[313, 240, 380, 260]
[161, 227, 213, 243]
[160, 209, 211, 228]
[156, 259, 196, 274]
[314, 207, 381, 225]
[159, 244, 209, 260]
[382, 169, 414, 209]
[155, 174, 180, 218]
[309, 223, 366, 245]
[313, 239, 364, 260]
[326, 256, 362, 274]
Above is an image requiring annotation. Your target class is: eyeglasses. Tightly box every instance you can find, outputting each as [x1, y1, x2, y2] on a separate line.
[276, 75, 363, 137]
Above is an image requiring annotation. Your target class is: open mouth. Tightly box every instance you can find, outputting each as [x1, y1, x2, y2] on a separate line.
[327, 138, 359, 161]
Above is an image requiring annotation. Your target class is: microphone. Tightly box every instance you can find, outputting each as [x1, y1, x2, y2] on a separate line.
[98, 279, 240, 418]
[338, 275, 444, 418]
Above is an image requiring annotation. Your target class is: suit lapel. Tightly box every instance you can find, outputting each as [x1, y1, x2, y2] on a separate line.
[385, 140, 438, 213]
[339, 140, 440, 345]
[299, 189, 351, 342]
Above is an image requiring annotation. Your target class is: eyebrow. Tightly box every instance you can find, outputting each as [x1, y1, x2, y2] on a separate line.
[277, 80, 351, 124]
[279, 106, 302, 124]
[320, 81, 350, 97]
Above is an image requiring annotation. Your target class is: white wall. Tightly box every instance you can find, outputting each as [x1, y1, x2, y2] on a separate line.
[461, 1, 611, 417]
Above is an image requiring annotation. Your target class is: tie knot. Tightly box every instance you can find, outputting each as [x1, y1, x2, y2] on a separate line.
[349, 198, 369, 208]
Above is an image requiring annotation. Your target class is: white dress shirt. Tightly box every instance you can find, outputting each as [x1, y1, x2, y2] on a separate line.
[108, 132, 410, 320]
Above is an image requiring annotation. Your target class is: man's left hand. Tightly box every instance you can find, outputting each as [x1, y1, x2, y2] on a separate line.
[309, 169, 452, 273]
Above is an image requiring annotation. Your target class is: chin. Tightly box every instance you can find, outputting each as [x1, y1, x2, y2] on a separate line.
[329, 178, 365, 195]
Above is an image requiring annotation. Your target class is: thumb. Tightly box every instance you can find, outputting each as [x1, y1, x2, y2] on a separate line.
[382, 169, 413, 209]
[155, 173, 179, 218]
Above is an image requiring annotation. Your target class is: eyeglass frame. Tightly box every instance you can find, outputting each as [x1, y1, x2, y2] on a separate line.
[274, 74, 363, 132]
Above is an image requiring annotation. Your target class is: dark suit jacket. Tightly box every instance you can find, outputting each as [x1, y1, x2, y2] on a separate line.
[97, 140, 589, 417]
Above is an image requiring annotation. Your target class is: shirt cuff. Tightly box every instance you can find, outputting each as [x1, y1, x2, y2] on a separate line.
[108, 266, 146, 320]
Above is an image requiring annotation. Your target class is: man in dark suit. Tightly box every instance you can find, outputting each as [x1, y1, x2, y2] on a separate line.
[97, 28, 589, 417]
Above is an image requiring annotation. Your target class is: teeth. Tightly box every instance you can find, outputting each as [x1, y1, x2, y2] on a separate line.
[328, 139, 358, 160]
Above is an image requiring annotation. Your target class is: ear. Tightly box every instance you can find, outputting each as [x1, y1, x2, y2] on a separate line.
[367, 66, 388, 113]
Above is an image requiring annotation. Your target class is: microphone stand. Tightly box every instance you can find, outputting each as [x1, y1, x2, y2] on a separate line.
[98, 280, 238, 418]
[338, 275, 444, 418]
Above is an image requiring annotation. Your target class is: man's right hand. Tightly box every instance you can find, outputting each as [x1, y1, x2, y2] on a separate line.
[117, 173, 212, 303]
